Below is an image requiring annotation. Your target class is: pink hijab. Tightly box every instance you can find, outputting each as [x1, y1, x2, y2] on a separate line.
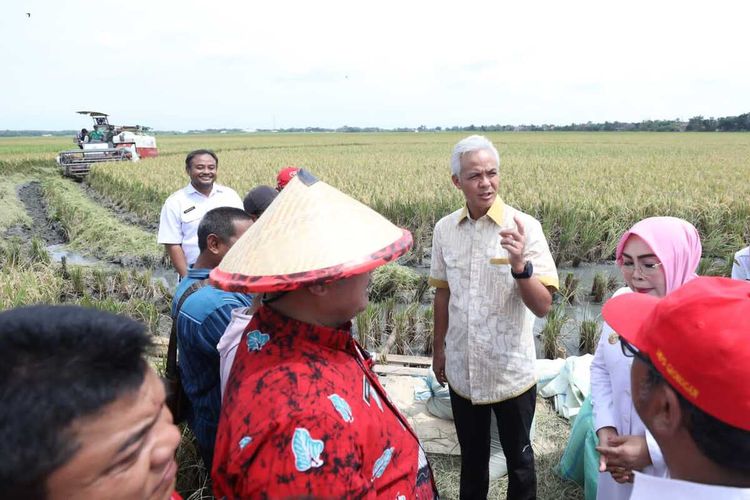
[615, 216, 702, 294]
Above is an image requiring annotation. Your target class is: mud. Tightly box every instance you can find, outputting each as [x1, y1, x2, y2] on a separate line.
[5, 182, 68, 244]
[81, 182, 158, 232]
[7, 180, 172, 277]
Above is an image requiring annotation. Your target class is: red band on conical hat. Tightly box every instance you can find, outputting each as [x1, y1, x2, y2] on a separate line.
[210, 170, 413, 293]
[210, 228, 412, 293]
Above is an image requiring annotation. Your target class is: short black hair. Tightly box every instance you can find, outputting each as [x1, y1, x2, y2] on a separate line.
[185, 149, 219, 170]
[0, 305, 152, 500]
[644, 364, 750, 473]
[197, 206, 252, 253]
[243, 185, 278, 217]
[677, 388, 750, 473]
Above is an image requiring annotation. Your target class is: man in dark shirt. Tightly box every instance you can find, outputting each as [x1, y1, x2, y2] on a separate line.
[172, 206, 253, 469]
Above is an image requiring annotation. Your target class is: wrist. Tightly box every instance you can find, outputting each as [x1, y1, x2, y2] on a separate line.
[511, 260, 533, 279]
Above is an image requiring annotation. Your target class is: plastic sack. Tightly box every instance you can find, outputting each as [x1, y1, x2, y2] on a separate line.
[557, 395, 599, 500]
[539, 355, 593, 419]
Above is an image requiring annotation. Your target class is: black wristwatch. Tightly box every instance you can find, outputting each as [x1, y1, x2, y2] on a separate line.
[511, 261, 533, 279]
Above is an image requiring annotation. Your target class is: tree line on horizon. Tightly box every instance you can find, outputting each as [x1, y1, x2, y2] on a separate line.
[1, 112, 748, 137]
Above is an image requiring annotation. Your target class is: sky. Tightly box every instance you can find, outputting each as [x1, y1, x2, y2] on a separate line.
[2, 0, 750, 131]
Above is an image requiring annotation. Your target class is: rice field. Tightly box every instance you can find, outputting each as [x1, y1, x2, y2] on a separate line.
[0, 131, 748, 499]
[3, 132, 749, 264]
[82, 131, 749, 264]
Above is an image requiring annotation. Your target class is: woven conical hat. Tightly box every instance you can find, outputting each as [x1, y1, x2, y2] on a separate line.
[210, 170, 412, 293]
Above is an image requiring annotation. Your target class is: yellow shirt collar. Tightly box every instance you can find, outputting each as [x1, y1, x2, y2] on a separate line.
[457, 196, 504, 225]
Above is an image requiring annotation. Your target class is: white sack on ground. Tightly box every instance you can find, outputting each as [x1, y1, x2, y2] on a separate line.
[537, 354, 593, 419]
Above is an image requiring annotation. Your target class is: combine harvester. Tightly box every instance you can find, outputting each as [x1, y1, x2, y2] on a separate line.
[56, 111, 158, 179]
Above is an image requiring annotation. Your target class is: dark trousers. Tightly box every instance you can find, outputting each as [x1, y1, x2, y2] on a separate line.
[449, 385, 537, 500]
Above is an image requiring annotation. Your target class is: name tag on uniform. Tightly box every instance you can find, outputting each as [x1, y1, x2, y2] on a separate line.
[183, 206, 196, 214]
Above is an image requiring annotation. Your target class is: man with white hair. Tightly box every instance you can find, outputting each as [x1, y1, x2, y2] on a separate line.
[429, 135, 559, 499]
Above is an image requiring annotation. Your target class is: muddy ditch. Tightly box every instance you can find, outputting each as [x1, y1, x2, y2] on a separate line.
[7, 181, 67, 244]
[80, 181, 158, 232]
[7, 181, 176, 287]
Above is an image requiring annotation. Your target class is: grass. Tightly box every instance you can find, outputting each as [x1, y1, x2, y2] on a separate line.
[78, 131, 750, 266]
[175, 427, 213, 499]
[370, 263, 424, 302]
[0, 151, 164, 269]
[356, 300, 435, 357]
[578, 316, 601, 355]
[0, 263, 63, 309]
[0, 240, 171, 335]
[3, 133, 749, 267]
[541, 304, 569, 360]
[559, 272, 581, 304]
[429, 398, 583, 500]
[0, 175, 33, 232]
[41, 176, 164, 266]
[697, 256, 734, 277]
[590, 272, 607, 303]
[606, 273, 621, 293]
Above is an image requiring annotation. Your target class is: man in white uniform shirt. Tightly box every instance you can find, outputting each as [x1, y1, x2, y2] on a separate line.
[601, 277, 750, 499]
[429, 135, 559, 500]
[158, 149, 243, 278]
[731, 245, 750, 280]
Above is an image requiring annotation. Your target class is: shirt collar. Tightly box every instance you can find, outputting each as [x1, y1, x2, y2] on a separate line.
[256, 304, 355, 353]
[186, 267, 211, 279]
[457, 196, 504, 225]
[631, 471, 750, 499]
[185, 183, 221, 197]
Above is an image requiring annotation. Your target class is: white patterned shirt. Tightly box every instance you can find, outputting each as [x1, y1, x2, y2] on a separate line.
[429, 198, 559, 403]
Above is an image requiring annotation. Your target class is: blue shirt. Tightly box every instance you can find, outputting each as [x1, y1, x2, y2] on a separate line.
[172, 267, 253, 468]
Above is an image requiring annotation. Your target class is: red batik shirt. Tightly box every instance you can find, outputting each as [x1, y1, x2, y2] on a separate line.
[212, 305, 437, 499]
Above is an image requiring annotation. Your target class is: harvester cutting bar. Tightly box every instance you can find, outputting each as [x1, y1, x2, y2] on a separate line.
[57, 148, 131, 164]
[57, 148, 131, 179]
[62, 163, 93, 179]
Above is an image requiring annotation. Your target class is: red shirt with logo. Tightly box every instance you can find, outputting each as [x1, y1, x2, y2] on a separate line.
[212, 305, 437, 499]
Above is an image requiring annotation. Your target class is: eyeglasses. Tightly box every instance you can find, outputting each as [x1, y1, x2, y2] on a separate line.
[619, 261, 663, 276]
[620, 337, 650, 365]
[621, 337, 664, 383]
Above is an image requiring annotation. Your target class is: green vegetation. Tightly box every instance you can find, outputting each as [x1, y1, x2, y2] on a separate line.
[559, 272, 581, 304]
[541, 304, 569, 360]
[578, 316, 601, 355]
[85, 132, 750, 266]
[2, 132, 744, 357]
[590, 272, 607, 303]
[0, 174, 32, 232]
[0, 240, 171, 335]
[42, 176, 163, 266]
[370, 263, 425, 302]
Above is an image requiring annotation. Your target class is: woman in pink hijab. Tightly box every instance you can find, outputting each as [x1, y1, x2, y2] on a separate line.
[590, 216, 702, 500]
